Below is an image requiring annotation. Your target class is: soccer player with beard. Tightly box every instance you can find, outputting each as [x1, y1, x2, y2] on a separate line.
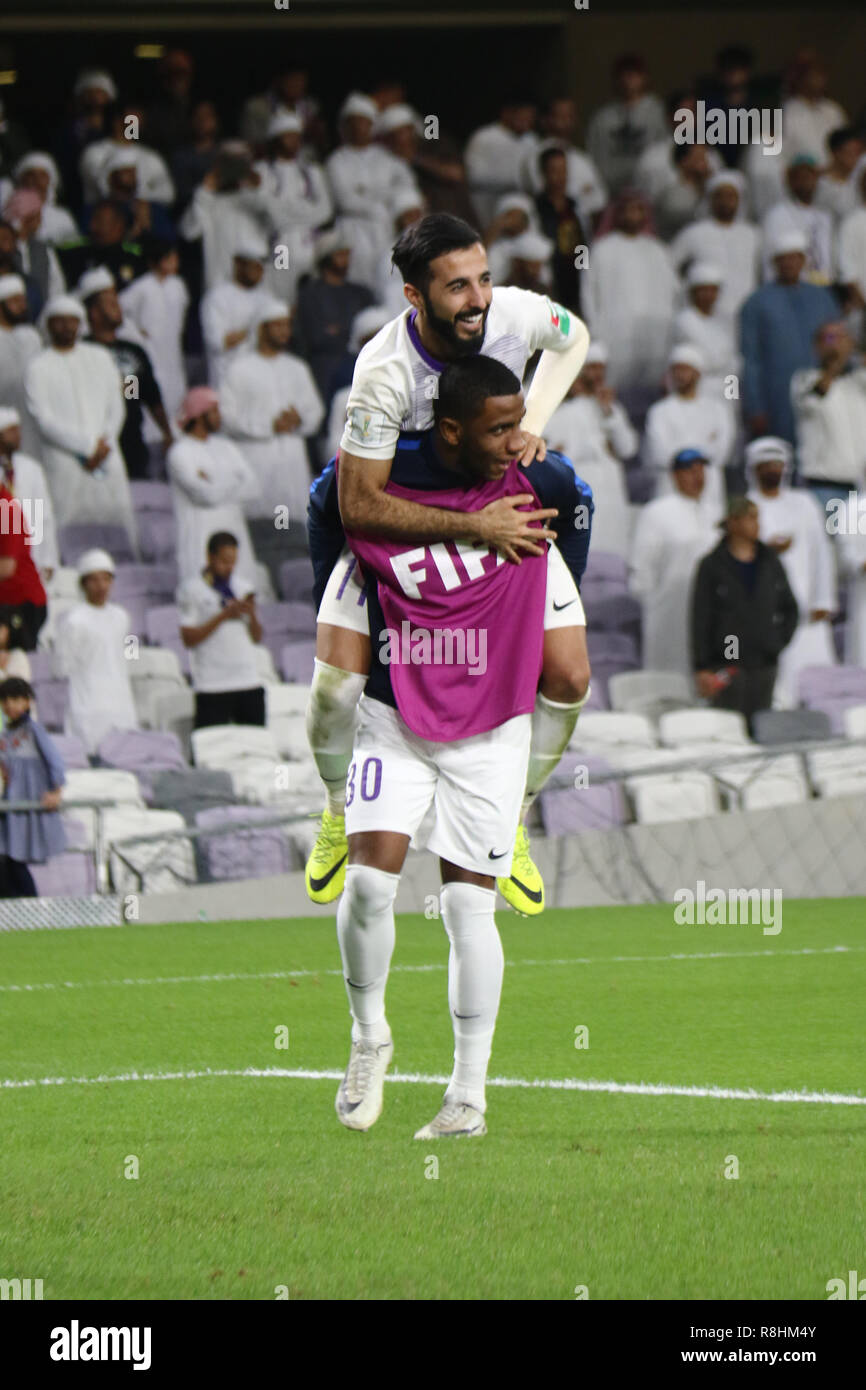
[305, 214, 592, 915]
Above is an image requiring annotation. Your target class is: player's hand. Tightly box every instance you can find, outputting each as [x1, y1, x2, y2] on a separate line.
[475, 494, 557, 564]
[517, 432, 547, 467]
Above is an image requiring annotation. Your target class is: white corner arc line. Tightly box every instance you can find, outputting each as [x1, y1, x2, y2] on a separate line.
[0, 1066, 863, 1107]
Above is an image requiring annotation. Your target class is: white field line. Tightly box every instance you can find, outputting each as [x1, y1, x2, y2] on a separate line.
[0, 1065, 863, 1107]
[0, 944, 860, 995]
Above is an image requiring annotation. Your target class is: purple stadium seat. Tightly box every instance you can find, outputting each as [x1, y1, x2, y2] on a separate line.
[51, 734, 89, 770]
[97, 729, 187, 772]
[587, 631, 640, 666]
[59, 523, 135, 566]
[539, 749, 626, 834]
[278, 558, 316, 603]
[145, 604, 181, 646]
[586, 592, 642, 641]
[280, 639, 317, 683]
[137, 511, 177, 563]
[799, 664, 866, 705]
[805, 695, 866, 735]
[112, 563, 177, 602]
[30, 853, 97, 896]
[581, 577, 629, 609]
[27, 650, 54, 682]
[195, 805, 293, 881]
[118, 594, 150, 641]
[31, 678, 69, 731]
[584, 681, 609, 711]
[129, 481, 173, 513]
[582, 551, 628, 587]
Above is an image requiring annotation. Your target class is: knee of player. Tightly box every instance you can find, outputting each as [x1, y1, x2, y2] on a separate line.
[344, 862, 399, 916]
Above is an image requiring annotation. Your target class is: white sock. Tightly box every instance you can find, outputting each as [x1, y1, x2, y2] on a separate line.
[439, 881, 503, 1114]
[336, 863, 397, 1046]
[521, 688, 589, 819]
[305, 659, 367, 816]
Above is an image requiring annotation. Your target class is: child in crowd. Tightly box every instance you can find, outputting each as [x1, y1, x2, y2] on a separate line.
[0, 676, 65, 898]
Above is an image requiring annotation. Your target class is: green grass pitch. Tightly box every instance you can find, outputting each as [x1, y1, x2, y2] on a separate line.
[1, 899, 864, 1300]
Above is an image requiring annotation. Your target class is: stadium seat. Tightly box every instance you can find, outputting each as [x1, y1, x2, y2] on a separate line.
[137, 510, 177, 563]
[59, 523, 136, 566]
[752, 709, 833, 745]
[582, 551, 628, 587]
[608, 669, 695, 717]
[278, 557, 316, 603]
[572, 711, 657, 750]
[253, 642, 280, 685]
[804, 695, 865, 735]
[806, 745, 866, 798]
[30, 677, 69, 731]
[799, 664, 866, 706]
[152, 688, 195, 758]
[150, 768, 237, 822]
[145, 604, 181, 647]
[27, 650, 55, 683]
[229, 758, 322, 805]
[585, 592, 642, 640]
[658, 709, 751, 749]
[587, 631, 640, 666]
[267, 682, 313, 760]
[191, 724, 279, 771]
[539, 753, 626, 834]
[194, 805, 297, 882]
[583, 680, 609, 711]
[112, 562, 177, 603]
[129, 647, 189, 729]
[51, 733, 90, 770]
[628, 770, 720, 824]
[64, 767, 144, 807]
[842, 704, 866, 739]
[129, 480, 173, 513]
[709, 753, 810, 810]
[30, 852, 97, 897]
[281, 638, 317, 683]
[97, 730, 188, 802]
[44, 566, 81, 601]
[105, 806, 193, 894]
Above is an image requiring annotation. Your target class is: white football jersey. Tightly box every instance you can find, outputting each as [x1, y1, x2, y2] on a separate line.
[339, 286, 580, 460]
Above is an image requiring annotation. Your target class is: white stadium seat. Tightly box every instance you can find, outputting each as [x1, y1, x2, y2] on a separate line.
[658, 709, 751, 749]
[842, 704, 866, 739]
[627, 770, 720, 824]
[192, 724, 279, 771]
[105, 807, 194, 894]
[608, 670, 695, 716]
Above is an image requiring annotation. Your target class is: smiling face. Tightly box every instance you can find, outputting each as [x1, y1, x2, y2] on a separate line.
[410, 242, 492, 357]
[440, 391, 527, 482]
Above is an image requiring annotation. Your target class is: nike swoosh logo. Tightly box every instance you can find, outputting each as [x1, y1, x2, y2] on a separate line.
[553, 599, 576, 612]
[488, 849, 508, 860]
[509, 875, 543, 903]
[308, 853, 348, 892]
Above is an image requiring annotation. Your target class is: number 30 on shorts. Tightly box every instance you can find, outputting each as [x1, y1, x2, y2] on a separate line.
[346, 756, 383, 807]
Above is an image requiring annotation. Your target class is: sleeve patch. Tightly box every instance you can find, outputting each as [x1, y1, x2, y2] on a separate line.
[345, 406, 389, 449]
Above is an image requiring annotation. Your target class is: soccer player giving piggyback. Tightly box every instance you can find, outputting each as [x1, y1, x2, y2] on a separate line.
[332, 355, 592, 1139]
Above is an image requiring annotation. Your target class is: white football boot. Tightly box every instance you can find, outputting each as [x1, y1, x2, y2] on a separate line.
[335, 1038, 393, 1131]
[413, 1100, 487, 1139]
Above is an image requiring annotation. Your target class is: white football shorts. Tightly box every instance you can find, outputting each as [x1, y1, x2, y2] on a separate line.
[344, 694, 531, 878]
[317, 542, 585, 636]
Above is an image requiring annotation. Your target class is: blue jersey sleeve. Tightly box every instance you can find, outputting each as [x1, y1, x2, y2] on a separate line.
[307, 458, 347, 609]
[523, 449, 594, 587]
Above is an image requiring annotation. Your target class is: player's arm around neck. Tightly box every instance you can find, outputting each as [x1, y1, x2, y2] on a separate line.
[522, 314, 591, 439]
[337, 451, 554, 561]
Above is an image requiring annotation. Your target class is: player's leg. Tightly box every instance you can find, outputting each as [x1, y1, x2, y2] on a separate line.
[304, 552, 371, 903]
[415, 712, 530, 1137]
[334, 696, 437, 1130]
[499, 545, 591, 917]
